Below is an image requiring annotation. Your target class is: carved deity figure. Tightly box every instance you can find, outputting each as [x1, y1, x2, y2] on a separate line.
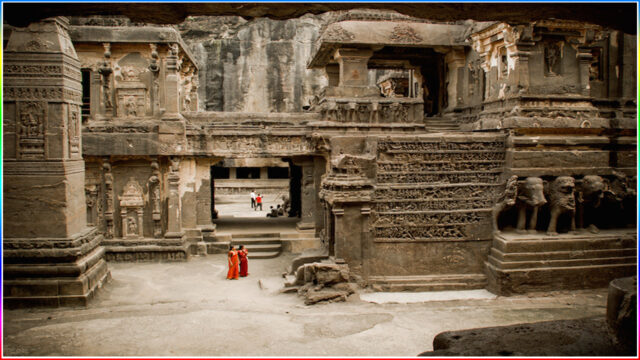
[545, 43, 561, 76]
[127, 217, 138, 234]
[576, 175, 605, 233]
[124, 96, 138, 117]
[20, 108, 44, 138]
[547, 176, 577, 235]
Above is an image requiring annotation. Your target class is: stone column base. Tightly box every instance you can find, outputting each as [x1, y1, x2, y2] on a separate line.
[3, 228, 111, 308]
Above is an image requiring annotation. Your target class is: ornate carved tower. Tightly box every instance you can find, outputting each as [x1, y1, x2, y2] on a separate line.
[3, 17, 110, 307]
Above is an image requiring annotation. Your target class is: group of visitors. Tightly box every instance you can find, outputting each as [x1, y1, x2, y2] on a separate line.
[226, 245, 248, 280]
[266, 204, 285, 218]
[250, 190, 263, 211]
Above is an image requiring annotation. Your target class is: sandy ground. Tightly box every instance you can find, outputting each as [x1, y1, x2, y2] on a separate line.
[3, 253, 610, 357]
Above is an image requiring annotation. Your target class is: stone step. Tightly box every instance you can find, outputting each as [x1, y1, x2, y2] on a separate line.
[229, 232, 280, 239]
[488, 254, 637, 270]
[368, 274, 487, 292]
[248, 251, 281, 259]
[493, 233, 637, 253]
[491, 247, 637, 262]
[486, 262, 637, 295]
[231, 238, 282, 245]
[243, 243, 282, 252]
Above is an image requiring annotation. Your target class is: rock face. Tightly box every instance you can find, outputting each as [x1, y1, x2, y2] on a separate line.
[606, 276, 637, 353]
[419, 317, 635, 357]
[177, 15, 328, 113]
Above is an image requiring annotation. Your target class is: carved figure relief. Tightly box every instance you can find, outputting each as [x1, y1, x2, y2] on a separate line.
[102, 160, 115, 239]
[120, 177, 145, 239]
[547, 176, 576, 235]
[99, 43, 113, 113]
[389, 25, 423, 43]
[18, 101, 46, 159]
[68, 106, 80, 154]
[544, 42, 562, 76]
[324, 25, 355, 42]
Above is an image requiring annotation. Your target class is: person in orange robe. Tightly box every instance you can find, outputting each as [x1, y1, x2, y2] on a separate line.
[227, 246, 239, 280]
[238, 245, 249, 277]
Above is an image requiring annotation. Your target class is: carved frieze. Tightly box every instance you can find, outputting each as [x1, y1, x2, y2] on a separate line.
[375, 198, 495, 212]
[207, 135, 313, 155]
[3, 87, 82, 102]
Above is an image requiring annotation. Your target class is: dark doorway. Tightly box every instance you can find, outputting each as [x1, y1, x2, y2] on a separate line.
[289, 164, 301, 217]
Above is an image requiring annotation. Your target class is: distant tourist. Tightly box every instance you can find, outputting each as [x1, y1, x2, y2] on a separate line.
[256, 193, 263, 211]
[238, 245, 249, 277]
[276, 204, 284, 216]
[267, 206, 278, 218]
[226, 246, 239, 280]
[250, 190, 257, 209]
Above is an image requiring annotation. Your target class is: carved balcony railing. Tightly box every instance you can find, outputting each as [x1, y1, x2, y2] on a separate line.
[311, 88, 424, 125]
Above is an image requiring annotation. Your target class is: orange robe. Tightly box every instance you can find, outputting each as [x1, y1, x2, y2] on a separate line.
[227, 250, 239, 279]
[239, 249, 249, 277]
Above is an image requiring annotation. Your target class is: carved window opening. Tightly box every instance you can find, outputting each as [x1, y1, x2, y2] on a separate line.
[236, 167, 261, 179]
[211, 164, 230, 179]
[590, 47, 603, 81]
[499, 47, 508, 78]
[267, 166, 289, 179]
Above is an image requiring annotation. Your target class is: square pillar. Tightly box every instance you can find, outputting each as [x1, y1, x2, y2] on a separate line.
[3, 17, 110, 307]
[334, 48, 374, 87]
[296, 159, 316, 232]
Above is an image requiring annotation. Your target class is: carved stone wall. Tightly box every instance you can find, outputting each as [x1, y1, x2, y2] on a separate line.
[368, 135, 506, 277]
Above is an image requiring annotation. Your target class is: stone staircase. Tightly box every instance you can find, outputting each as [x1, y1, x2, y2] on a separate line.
[486, 230, 638, 295]
[424, 116, 460, 131]
[368, 274, 487, 292]
[230, 232, 283, 259]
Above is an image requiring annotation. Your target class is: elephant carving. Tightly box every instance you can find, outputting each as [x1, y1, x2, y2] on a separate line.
[515, 177, 547, 234]
[576, 175, 605, 233]
[492, 176, 546, 234]
[547, 176, 577, 235]
[492, 175, 518, 234]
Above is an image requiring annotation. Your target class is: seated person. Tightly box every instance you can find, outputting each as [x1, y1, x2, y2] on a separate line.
[266, 206, 279, 218]
[276, 204, 284, 216]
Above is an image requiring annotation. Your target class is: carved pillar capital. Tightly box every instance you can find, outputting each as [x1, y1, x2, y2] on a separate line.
[333, 47, 374, 87]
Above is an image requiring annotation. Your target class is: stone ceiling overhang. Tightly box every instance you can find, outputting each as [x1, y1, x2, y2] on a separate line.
[308, 21, 469, 68]
[68, 25, 197, 69]
[3, 3, 636, 35]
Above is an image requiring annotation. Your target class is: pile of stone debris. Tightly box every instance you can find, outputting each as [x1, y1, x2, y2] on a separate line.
[282, 262, 360, 305]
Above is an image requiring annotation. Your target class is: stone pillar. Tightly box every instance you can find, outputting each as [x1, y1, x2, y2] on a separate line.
[332, 207, 345, 260]
[195, 159, 216, 242]
[163, 43, 181, 117]
[165, 156, 184, 238]
[3, 17, 110, 307]
[296, 159, 316, 231]
[444, 48, 466, 110]
[577, 47, 593, 96]
[325, 64, 340, 87]
[229, 167, 237, 179]
[334, 48, 374, 87]
[260, 167, 268, 180]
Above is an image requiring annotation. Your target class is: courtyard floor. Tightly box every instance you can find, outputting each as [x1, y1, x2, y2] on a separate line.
[2, 253, 610, 357]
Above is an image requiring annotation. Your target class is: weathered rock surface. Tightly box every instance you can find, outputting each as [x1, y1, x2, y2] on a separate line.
[419, 317, 635, 357]
[285, 262, 356, 305]
[4, 3, 636, 34]
[606, 276, 637, 353]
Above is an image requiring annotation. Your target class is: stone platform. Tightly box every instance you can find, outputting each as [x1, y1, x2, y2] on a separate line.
[102, 237, 190, 262]
[368, 274, 488, 292]
[486, 230, 637, 295]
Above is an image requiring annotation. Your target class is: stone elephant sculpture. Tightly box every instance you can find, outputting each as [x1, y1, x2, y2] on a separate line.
[492, 176, 547, 234]
[575, 175, 605, 233]
[547, 176, 577, 235]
